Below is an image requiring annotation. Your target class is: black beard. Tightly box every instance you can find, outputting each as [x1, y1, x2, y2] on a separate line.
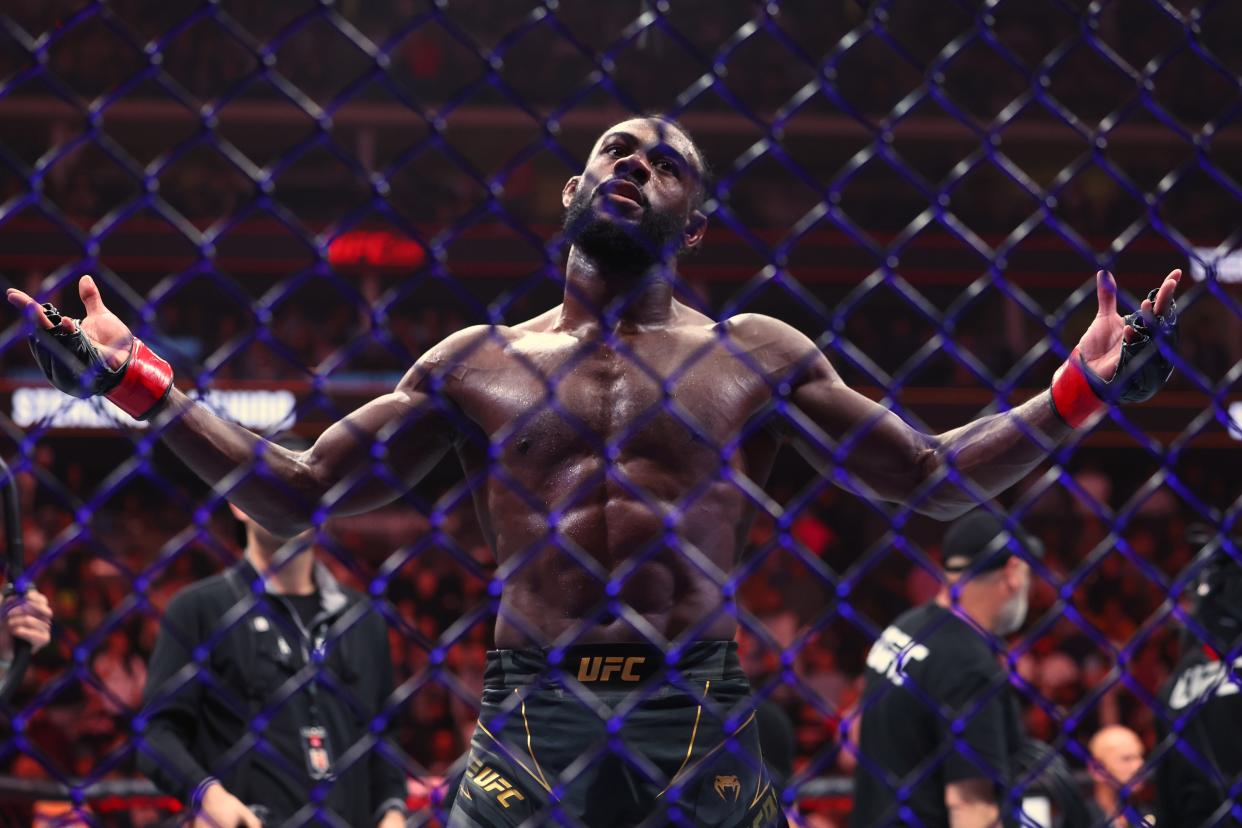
[562, 183, 684, 272]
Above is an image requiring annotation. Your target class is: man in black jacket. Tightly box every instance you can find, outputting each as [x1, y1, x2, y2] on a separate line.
[138, 497, 408, 827]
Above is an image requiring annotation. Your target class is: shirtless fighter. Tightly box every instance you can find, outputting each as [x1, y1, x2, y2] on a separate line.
[9, 117, 1180, 827]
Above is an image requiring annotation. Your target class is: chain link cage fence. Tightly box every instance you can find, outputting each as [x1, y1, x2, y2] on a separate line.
[0, 0, 1239, 825]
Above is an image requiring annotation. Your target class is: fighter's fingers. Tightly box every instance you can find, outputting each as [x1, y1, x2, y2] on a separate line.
[239, 807, 263, 828]
[6, 289, 55, 330]
[1123, 323, 1136, 344]
[78, 275, 109, 317]
[1095, 270, 1118, 317]
[1153, 268, 1181, 318]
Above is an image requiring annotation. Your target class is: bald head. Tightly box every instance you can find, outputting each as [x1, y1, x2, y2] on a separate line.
[1089, 725, 1145, 788]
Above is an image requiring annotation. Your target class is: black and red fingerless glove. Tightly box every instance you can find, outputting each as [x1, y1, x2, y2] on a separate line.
[1050, 289, 1178, 427]
[28, 303, 173, 420]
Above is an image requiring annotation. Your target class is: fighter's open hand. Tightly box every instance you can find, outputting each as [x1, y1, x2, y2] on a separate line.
[6, 275, 134, 371]
[7, 275, 172, 419]
[1077, 268, 1181, 380]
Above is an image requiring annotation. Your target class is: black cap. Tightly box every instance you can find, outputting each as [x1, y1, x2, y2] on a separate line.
[942, 510, 1044, 574]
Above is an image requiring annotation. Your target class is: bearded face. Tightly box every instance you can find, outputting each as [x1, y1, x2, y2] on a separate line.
[994, 566, 1031, 636]
[562, 178, 687, 272]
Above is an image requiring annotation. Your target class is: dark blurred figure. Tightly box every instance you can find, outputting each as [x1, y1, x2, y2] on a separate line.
[1156, 531, 1242, 827]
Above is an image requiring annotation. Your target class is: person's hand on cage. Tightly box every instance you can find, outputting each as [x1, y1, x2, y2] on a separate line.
[6, 275, 174, 420]
[0, 587, 52, 656]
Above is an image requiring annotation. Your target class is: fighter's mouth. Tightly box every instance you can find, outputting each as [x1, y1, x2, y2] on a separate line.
[600, 179, 646, 208]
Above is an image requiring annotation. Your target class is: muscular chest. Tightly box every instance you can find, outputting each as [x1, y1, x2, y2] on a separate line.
[458, 338, 769, 461]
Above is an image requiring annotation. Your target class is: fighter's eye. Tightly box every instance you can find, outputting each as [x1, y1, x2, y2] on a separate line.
[604, 145, 626, 157]
[655, 158, 680, 176]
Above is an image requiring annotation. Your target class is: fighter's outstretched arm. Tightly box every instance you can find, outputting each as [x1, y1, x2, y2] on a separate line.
[770, 269, 1181, 520]
[8, 276, 460, 538]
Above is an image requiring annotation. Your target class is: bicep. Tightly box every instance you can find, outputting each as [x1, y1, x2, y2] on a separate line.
[785, 359, 938, 502]
[302, 367, 459, 517]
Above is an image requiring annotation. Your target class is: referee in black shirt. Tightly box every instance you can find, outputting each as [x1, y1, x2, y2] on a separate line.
[850, 510, 1039, 828]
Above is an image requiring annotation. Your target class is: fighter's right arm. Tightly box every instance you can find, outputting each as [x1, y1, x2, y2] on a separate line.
[944, 779, 1000, 828]
[8, 276, 465, 538]
[156, 350, 458, 537]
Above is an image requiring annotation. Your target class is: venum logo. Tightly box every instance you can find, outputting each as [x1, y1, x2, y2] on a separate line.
[714, 774, 742, 802]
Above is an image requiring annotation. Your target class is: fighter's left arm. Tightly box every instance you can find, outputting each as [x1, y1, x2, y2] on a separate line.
[760, 269, 1180, 520]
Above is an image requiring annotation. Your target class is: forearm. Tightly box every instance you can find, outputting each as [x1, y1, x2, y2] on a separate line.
[157, 389, 322, 537]
[140, 611, 215, 799]
[923, 391, 1073, 519]
[138, 721, 214, 802]
[158, 375, 452, 536]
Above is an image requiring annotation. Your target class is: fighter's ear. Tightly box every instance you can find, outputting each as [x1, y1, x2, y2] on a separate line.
[562, 176, 581, 209]
[683, 210, 707, 249]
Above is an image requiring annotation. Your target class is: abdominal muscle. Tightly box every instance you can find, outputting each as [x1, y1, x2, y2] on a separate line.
[488, 484, 744, 649]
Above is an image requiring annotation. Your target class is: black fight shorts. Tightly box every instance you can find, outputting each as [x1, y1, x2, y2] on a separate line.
[447, 641, 783, 827]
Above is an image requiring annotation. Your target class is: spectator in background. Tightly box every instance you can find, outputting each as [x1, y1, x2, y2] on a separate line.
[138, 436, 408, 828]
[1086, 725, 1153, 827]
[851, 510, 1044, 827]
[89, 628, 146, 718]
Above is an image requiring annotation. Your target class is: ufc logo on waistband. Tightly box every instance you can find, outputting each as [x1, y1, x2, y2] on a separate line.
[577, 655, 646, 682]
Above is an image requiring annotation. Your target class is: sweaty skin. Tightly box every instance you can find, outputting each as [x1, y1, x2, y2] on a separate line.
[7, 118, 1181, 649]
